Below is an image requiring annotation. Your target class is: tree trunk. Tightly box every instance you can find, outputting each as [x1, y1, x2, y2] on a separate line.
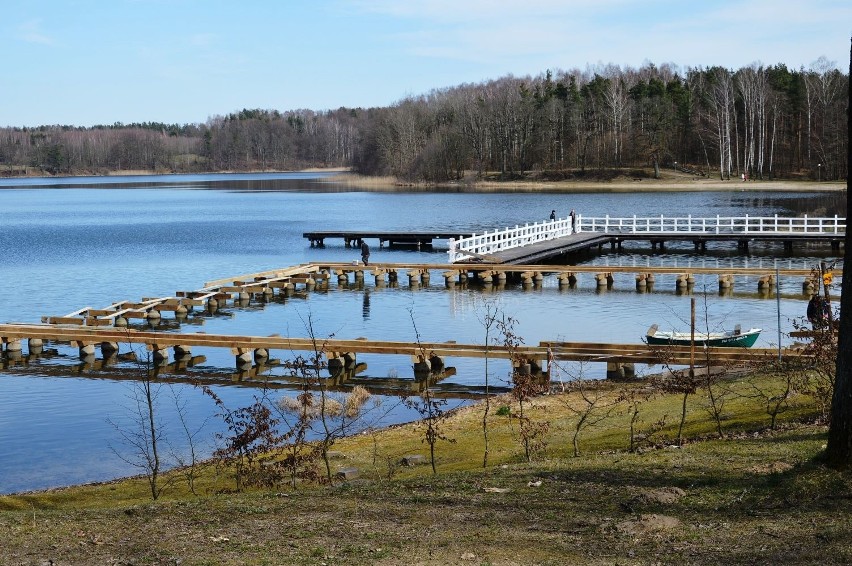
[825, 37, 852, 469]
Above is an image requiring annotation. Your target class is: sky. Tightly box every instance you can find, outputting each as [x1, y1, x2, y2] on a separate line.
[2, 0, 850, 128]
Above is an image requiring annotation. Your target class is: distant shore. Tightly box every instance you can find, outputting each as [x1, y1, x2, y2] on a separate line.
[2, 166, 846, 193]
[327, 171, 847, 193]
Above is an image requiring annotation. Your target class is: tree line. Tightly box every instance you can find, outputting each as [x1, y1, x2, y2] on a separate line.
[1, 59, 847, 181]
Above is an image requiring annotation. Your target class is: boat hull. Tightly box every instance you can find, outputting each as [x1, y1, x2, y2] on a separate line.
[646, 329, 761, 348]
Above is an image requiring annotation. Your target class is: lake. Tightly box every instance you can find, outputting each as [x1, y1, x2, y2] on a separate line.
[0, 172, 845, 493]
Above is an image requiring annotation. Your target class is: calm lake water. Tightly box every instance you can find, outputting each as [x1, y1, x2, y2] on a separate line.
[0, 172, 845, 493]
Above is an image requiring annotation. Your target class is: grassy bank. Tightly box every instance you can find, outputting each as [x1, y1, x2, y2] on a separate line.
[2, 370, 850, 565]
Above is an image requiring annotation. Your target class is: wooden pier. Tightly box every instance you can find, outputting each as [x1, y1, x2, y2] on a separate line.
[0, 323, 805, 381]
[303, 230, 472, 249]
[450, 215, 846, 264]
[485, 232, 845, 265]
[35, 261, 826, 330]
[0, 261, 826, 382]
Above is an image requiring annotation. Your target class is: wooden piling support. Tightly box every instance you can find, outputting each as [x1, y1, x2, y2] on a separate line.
[442, 270, 457, 287]
[606, 362, 635, 380]
[100, 341, 119, 356]
[173, 344, 192, 358]
[28, 338, 43, 355]
[595, 273, 613, 288]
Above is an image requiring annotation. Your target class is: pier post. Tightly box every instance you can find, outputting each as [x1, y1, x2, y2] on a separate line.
[328, 352, 357, 376]
[100, 342, 119, 356]
[407, 269, 421, 287]
[234, 348, 252, 369]
[4, 338, 23, 359]
[78, 342, 96, 359]
[27, 338, 43, 355]
[152, 345, 170, 365]
[607, 362, 635, 380]
[443, 270, 457, 287]
[373, 269, 386, 287]
[253, 348, 269, 363]
[173, 344, 192, 359]
[146, 309, 162, 325]
[675, 274, 694, 291]
[429, 354, 445, 372]
[412, 354, 431, 378]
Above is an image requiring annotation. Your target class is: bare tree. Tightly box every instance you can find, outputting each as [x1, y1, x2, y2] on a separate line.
[108, 356, 168, 500]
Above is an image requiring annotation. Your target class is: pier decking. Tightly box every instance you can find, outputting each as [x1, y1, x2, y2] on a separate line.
[0, 322, 803, 372]
[450, 215, 846, 263]
[0, 261, 827, 382]
[303, 230, 472, 248]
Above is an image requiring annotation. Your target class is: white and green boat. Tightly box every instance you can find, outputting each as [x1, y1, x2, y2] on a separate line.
[645, 324, 761, 348]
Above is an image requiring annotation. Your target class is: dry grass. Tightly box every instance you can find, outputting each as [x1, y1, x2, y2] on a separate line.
[1, 376, 851, 565]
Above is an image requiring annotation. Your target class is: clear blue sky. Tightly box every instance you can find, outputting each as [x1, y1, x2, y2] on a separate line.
[3, 0, 850, 127]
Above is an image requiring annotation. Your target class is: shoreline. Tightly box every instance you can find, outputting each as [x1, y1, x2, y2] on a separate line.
[0, 167, 845, 193]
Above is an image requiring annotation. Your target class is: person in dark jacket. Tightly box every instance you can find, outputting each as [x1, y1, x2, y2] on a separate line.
[549, 210, 556, 221]
[360, 240, 370, 266]
[807, 294, 829, 328]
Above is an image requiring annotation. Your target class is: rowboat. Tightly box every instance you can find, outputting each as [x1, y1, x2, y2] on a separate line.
[645, 324, 761, 348]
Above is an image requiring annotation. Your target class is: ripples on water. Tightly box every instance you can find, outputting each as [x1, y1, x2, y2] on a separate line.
[0, 173, 844, 493]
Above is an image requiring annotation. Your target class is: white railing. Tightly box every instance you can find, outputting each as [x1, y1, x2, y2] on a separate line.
[448, 214, 845, 262]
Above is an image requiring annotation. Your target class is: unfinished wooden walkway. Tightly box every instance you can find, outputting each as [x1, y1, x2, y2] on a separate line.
[0, 261, 824, 380]
[34, 261, 825, 331]
[33, 261, 825, 330]
[0, 322, 802, 378]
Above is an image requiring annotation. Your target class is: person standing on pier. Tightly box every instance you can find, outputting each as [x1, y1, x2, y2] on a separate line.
[570, 209, 576, 233]
[550, 210, 556, 221]
[360, 240, 370, 266]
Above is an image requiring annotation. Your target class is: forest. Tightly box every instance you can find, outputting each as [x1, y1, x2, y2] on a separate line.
[1, 59, 847, 182]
